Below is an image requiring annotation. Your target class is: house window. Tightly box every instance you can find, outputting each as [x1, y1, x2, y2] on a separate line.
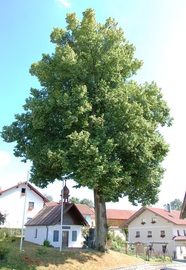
[27, 217, 32, 222]
[35, 229, 38, 238]
[160, 230, 165, 238]
[136, 231, 140, 238]
[28, 202, 34, 210]
[53, 230, 59, 242]
[72, 231, 77, 241]
[177, 230, 180, 236]
[21, 188, 26, 196]
[141, 218, 146, 225]
[147, 231, 152, 238]
[151, 217, 156, 223]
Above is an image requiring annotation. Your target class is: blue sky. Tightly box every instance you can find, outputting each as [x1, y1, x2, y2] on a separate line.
[0, 0, 186, 209]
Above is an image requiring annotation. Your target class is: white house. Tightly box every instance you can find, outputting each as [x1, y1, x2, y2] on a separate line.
[0, 182, 49, 228]
[25, 202, 89, 248]
[120, 206, 186, 260]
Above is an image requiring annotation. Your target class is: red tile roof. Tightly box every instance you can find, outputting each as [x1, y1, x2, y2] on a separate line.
[45, 202, 95, 217]
[173, 236, 186, 241]
[45, 201, 59, 206]
[72, 204, 95, 216]
[121, 206, 186, 227]
[145, 206, 186, 225]
[106, 209, 136, 220]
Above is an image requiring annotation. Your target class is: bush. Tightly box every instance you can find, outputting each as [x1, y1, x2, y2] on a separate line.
[43, 240, 53, 247]
[37, 247, 47, 255]
[107, 232, 126, 252]
[9, 235, 17, 242]
[0, 244, 9, 260]
[0, 228, 23, 240]
[0, 228, 8, 240]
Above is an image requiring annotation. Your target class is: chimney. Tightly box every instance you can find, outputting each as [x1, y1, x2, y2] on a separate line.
[167, 203, 172, 213]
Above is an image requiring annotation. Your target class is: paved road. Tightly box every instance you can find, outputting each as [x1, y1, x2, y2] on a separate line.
[160, 267, 186, 270]
[159, 266, 186, 270]
[109, 261, 186, 270]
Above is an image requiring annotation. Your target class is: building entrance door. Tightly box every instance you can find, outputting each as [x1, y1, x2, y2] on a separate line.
[62, 231, 69, 248]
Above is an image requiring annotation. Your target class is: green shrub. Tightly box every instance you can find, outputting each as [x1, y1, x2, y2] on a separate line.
[0, 229, 6, 240]
[107, 232, 126, 252]
[110, 241, 122, 252]
[37, 247, 47, 255]
[0, 244, 9, 260]
[43, 240, 53, 247]
[0, 228, 23, 240]
[9, 235, 17, 242]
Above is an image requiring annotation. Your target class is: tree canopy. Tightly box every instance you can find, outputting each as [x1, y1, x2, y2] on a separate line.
[164, 199, 182, 211]
[70, 197, 94, 208]
[43, 193, 53, 202]
[1, 9, 173, 250]
[1, 9, 172, 206]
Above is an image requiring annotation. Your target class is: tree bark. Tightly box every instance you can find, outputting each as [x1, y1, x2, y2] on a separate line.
[94, 189, 108, 251]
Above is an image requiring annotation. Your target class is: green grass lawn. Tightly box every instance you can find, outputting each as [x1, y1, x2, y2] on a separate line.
[0, 237, 146, 270]
[0, 236, 176, 270]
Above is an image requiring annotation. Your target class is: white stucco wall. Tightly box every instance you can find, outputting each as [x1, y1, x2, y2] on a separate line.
[25, 224, 85, 248]
[25, 226, 47, 246]
[0, 183, 45, 228]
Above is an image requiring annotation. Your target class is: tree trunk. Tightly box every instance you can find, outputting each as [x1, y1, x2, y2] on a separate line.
[94, 189, 108, 251]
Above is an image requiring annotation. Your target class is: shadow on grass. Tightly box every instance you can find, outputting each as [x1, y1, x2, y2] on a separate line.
[0, 239, 105, 270]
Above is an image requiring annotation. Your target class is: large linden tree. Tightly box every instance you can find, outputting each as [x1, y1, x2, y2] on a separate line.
[1, 9, 172, 251]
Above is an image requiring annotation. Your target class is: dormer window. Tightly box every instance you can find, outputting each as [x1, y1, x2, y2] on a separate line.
[21, 188, 26, 196]
[151, 217, 156, 224]
[141, 218, 146, 225]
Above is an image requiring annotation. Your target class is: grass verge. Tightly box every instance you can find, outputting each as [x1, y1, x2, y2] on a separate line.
[0, 238, 145, 270]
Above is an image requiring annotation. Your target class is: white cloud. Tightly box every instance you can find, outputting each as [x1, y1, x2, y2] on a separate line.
[0, 151, 11, 169]
[57, 0, 72, 8]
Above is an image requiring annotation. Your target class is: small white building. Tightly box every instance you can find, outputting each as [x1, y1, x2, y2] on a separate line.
[0, 182, 49, 228]
[25, 202, 89, 248]
[121, 206, 186, 260]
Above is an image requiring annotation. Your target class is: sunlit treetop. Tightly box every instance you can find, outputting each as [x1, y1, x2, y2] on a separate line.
[1, 8, 173, 206]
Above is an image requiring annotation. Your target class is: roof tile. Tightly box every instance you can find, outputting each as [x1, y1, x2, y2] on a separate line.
[121, 206, 186, 227]
[25, 203, 89, 226]
[106, 209, 136, 220]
